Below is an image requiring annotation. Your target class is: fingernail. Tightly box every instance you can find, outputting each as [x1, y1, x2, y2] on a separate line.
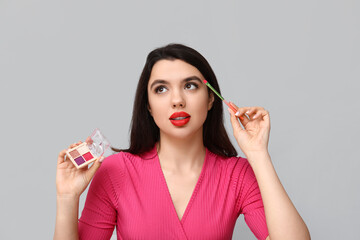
[99, 156, 105, 163]
[246, 110, 250, 114]
[86, 137, 93, 145]
[235, 111, 240, 117]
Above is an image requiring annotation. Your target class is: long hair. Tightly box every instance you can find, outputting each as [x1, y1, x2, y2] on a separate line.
[112, 43, 237, 157]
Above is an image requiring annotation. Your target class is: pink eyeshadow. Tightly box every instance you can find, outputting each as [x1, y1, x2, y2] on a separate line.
[69, 150, 80, 159]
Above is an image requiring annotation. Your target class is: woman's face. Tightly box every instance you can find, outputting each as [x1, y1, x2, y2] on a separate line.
[147, 59, 214, 140]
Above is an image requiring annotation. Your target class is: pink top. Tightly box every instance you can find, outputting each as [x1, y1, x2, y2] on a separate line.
[78, 145, 269, 240]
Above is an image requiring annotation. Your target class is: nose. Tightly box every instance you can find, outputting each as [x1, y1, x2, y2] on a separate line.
[171, 89, 185, 108]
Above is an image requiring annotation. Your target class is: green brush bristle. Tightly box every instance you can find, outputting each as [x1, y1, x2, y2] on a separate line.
[205, 82, 224, 101]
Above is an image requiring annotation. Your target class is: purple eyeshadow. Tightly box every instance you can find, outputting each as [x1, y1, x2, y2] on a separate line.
[74, 156, 85, 165]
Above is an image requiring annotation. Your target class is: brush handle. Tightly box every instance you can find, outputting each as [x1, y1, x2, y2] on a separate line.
[224, 100, 244, 120]
[203, 79, 242, 119]
[223, 100, 237, 113]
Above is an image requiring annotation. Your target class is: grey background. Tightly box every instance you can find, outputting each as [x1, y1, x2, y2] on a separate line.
[0, 0, 359, 239]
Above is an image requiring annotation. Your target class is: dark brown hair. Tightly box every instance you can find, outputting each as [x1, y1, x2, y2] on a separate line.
[112, 43, 237, 157]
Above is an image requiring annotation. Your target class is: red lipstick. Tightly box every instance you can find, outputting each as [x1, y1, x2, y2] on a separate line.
[169, 111, 191, 127]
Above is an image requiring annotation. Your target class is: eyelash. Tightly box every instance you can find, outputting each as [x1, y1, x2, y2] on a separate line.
[185, 82, 199, 90]
[154, 82, 199, 94]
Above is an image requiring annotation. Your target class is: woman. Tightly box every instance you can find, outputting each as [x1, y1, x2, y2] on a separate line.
[54, 44, 310, 239]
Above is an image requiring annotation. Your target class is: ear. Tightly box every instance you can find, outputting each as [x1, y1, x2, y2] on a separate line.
[207, 92, 215, 111]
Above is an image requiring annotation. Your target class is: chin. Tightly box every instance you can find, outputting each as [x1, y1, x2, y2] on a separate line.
[161, 125, 203, 141]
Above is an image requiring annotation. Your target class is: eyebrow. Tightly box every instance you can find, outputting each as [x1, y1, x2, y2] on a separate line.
[150, 76, 203, 90]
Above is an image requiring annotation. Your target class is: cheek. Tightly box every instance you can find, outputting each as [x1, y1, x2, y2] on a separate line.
[148, 98, 167, 121]
[148, 93, 160, 112]
[190, 93, 210, 118]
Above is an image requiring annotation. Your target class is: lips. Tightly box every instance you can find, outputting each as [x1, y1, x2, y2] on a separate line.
[169, 111, 191, 127]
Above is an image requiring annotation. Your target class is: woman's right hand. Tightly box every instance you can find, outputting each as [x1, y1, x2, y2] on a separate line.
[56, 141, 103, 199]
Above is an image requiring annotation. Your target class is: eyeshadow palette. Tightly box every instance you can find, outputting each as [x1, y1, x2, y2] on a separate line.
[66, 128, 111, 169]
[67, 142, 95, 168]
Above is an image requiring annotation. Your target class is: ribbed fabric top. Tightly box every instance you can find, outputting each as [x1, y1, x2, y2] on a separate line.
[78, 145, 269, 240]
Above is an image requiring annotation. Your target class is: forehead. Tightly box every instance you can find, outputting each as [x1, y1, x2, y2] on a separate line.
[149, 59, 203, 82]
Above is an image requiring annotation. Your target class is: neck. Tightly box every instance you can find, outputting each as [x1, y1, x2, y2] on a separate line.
[157, 130, 206, 173]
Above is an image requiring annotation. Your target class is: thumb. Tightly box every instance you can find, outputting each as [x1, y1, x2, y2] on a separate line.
[85, 157, 103, 183]
[228, 108, 243, 133]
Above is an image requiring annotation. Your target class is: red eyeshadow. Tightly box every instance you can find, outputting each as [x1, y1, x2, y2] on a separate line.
[83, 152, 94, 161]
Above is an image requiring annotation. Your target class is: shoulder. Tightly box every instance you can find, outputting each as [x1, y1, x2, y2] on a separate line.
[205, 150, 255, 183]
[99, 147, 157, 172]
[92, 148, 157, 190]
[207, 150, 250, 171]
[100, 151, 140, 169]
[90, 151, 143, 189]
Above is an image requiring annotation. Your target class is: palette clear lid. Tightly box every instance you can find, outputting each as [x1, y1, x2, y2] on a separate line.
[86, 128, 111, 157]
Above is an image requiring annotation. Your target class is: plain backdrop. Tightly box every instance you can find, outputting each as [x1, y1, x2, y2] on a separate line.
[0, 0, 359, 239]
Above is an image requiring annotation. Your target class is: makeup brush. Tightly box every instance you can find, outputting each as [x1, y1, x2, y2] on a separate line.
[202, 79, 238, 114]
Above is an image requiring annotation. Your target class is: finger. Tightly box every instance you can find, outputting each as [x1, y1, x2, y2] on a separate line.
[260, 110, 271, 128]
[263, 110, 270, 122]
[85, 137, 93, 145]
[228, 108, 244, 133]
[68, 141, 83, 150]
[245, 107, 259, 119]
[230, 102, 251, 126]
[84, 157, 103, 183]
[237, 108, 251, 125]
[252, 108, 267, 120]
[244, 107, 264, 120]
[58, 149, 67, 165]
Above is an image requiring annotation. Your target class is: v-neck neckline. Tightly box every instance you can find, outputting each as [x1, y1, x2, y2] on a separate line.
[155, 146, 208, 225]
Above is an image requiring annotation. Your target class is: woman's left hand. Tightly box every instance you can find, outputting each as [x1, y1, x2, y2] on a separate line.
[228, 103, 271, 159]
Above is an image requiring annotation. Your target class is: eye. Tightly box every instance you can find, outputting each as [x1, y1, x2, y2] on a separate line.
[185, 82, 198, 90]
[155, 85, 168, 94]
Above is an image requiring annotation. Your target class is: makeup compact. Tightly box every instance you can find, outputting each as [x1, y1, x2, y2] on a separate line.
[66, 128, 111, 169]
